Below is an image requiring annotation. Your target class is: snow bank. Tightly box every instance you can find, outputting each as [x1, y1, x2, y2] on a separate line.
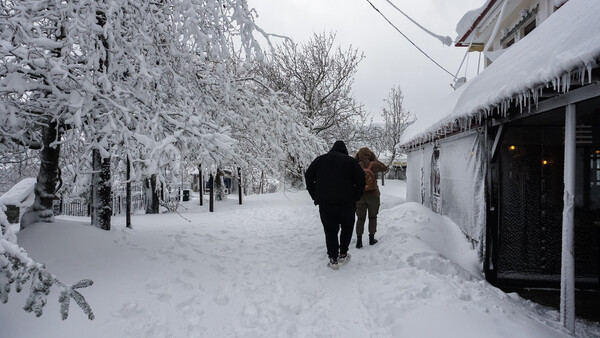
[0, 178, 36, 207]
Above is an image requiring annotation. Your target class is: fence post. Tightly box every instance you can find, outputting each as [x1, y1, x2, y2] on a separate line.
[238, 167, 242, 205]
[209, 173, 214, 212]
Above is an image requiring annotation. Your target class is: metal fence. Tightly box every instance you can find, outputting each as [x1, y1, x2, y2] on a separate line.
[55, 182, 145, 217]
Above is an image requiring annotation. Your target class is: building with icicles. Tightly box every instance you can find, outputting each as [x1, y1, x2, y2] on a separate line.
[399, 0, 599, 310]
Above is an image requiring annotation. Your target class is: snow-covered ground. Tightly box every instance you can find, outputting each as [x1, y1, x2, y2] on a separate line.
[1, 180, 599, 337]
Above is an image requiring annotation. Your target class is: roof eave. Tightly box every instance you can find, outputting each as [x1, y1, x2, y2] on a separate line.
[455, 0, 499, 47]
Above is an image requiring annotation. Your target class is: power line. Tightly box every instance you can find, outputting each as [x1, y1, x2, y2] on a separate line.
[364, 0, 455, 78]
[384, 0, 452, 46]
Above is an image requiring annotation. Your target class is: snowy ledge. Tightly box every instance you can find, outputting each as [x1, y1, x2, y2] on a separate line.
[401, 0, 600, 149]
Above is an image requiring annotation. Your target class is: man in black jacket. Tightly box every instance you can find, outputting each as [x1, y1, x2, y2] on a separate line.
[305, 140, 366, 270]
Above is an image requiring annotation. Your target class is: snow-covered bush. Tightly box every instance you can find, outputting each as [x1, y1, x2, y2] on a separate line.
[0, 208, 94, 320]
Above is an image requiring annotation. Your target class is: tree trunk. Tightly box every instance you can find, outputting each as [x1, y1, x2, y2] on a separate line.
[144, 174, 160, 214]
[126, 156, 132, 229]
[91, 149, 111, 230]
[90, 150, 98, 225]
[20, 121, 62, 229]
[260, 170, 264, 194]
[89, 7, 112, 231]
[215, 170, 224, 201]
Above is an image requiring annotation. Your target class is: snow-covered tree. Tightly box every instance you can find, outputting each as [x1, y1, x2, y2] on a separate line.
[260, 31, 367, 144]
[2, 0, 322, 223]
[257, 31, 365, 187]
[381, 85, 415, 167]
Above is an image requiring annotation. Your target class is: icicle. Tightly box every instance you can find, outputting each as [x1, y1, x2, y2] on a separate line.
[563, 72, 570, 93]
[518, 94, 523, 114]
[587, 65, 593, 84]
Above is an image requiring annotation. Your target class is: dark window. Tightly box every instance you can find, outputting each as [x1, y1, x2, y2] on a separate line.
[590, 151, 600, 186]
[505, 38, 515, 48]
[523, 20, 536, 37]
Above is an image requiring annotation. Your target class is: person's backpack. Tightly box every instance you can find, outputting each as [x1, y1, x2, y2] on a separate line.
[362, 162, 377, 191]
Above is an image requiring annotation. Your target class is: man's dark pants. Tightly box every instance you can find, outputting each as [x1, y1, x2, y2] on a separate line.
[318, 204, 355, 259]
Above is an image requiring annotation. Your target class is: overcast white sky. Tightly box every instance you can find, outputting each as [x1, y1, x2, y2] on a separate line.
[248, 0, 485, 122]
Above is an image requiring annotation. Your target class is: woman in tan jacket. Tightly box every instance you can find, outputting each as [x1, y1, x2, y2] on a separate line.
[354, 147, 388, 248]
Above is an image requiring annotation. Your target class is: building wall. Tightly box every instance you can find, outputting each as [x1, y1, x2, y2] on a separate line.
[438, 132, 487, 258]
[406, 131, 487, 259]
[483, 0, 559, 65]
[407, 145, 435, 208]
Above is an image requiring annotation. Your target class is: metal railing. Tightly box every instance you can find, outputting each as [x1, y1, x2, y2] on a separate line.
[55, 182, 145, 217]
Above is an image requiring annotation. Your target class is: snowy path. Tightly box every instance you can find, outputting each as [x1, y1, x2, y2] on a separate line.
[1, 181, 599, 337]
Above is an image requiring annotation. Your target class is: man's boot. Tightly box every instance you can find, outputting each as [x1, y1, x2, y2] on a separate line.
[369, 234, 378, 245]
[356, 236, 363, 249]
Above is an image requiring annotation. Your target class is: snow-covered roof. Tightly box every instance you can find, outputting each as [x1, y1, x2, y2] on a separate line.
[0, 178, 36, 207]
[402, 0, 600, 146]
[455, 0, 495, 46]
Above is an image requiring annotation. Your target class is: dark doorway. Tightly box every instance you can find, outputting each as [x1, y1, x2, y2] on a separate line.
[496, 101, 600, 288]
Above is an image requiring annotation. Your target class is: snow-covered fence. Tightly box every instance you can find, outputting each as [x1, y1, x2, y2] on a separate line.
[58, 198, 89, 217]
[55, 182, 145, 217]
[111, 192, 144, 216]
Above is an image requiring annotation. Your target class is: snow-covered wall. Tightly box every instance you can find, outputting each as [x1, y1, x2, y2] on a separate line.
[406, 132, 487, 259]
[406, 145, 433, 208]
[438, 132, 487, 258]
[406, 150, 422, 204]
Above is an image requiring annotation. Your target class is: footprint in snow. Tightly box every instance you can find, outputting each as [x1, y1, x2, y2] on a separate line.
[213, 294, 230, 306]
[240, 304, 260, 328]
[116, 302, 143, 319]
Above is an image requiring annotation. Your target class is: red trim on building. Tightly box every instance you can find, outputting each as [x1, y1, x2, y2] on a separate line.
[455, 0, 498, 47]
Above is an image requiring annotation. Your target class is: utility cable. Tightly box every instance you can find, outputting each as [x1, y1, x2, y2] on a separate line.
[384, 0, 452, 46]
[364, 0, 455, 78]
[453, 35, 474, 81]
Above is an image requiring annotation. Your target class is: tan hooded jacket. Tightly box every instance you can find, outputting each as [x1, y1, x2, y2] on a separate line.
[355, 147, 388, 196]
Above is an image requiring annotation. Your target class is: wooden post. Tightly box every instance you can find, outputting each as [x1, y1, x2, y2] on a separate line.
[260, 170, 264, 194]
[209, 173, 214, 212]
[198, 164, 203, 206]
[560, 104, 576, 333]
[91, 150, 97, 226]
[126, 156, 132, 229]
[238, 167, 242, 205]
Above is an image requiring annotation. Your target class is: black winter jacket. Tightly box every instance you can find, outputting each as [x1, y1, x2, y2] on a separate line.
[305, 141, 366, 206]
